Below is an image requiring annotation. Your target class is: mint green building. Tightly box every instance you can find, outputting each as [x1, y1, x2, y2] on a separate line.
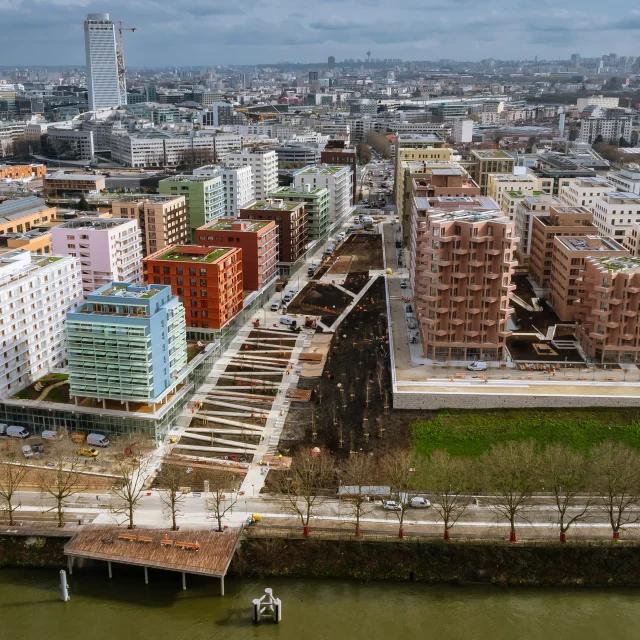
[268, 184, 330, 240]
[159, 173, 225, 241]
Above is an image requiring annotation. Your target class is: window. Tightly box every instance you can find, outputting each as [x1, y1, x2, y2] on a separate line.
[176, 267, 183, 275]
[163, 266, 170, 274]
[164, 277, 171, 285]
[189, 268, 196, 275]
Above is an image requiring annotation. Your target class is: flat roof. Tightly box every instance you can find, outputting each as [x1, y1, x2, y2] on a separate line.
[245, 200, 301, 211]
[270, 186, 328, 196]
[558, 236, 624, 252]
[64, 526, 242, 578]
[114, 195, 181, 204]
[472, 150, 512, 159]
[56, 218, 135, 230]
[45, 171, 105, 181]
[603, 192, 640, 203]
[96, 283, 164, 299]
[203, 219, 271, 232]
[595, 255, 640, 272]
[397, 133, 444, 142]
[156, 245, 234, 263]
[294, 164, 349, 176]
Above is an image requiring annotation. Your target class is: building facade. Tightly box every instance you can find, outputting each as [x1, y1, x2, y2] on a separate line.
[0, 251, 81, 398]
[51, 218, 143, 298]
[225, 149, 278, 200]
[592, 192, 640, 241]
[143, 245, 243, 331]
[513, 194, 563, 264]
[43, 172, 105, 197]
[268, 184, 331, 240]
[193, 165, 255, 218]
[196, 218, 278, 291]
[84, 13, 124, 110]
[320, 140, 358, 202]
[112, 195, 189, 257]
[293, 164, 352, 223]
[469, 150, 516, 195]
[66, 283, 187, 405]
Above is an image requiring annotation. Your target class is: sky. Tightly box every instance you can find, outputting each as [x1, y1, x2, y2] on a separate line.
[1, 0, 639, 67]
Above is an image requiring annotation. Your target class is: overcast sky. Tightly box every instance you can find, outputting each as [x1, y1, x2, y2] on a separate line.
[1, 0, 639, 67]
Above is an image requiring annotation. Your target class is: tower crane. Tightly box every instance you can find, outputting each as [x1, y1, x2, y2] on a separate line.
[117, 22, 137, 98]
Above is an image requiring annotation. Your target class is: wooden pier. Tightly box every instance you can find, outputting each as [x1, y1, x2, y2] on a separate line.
[64, 525, 242, 594]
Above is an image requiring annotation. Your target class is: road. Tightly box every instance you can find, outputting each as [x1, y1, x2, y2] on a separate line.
[6, 490, 638, 540]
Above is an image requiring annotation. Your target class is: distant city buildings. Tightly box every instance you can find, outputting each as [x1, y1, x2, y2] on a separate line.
[225, 149, 278, 201]
[293, 164, 353, 223]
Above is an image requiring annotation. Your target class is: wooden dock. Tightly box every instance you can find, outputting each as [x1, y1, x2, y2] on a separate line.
[64, 525, 242, 593]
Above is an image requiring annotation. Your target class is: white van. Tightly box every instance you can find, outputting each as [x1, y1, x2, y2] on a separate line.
[467, 361, 488, 372]
[279, 316, 297, 327]
[87, 433, 110, 447]
[6, 426, 30, 439]
[325, 244, 335, 255]
[41, 430, 62, 441]
[283, 291, 294, 303]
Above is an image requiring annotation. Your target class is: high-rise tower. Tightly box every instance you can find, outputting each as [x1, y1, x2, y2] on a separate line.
[84, 13, 125, 110]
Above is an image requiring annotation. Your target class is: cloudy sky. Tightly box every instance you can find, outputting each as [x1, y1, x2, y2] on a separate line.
[1, 0, 639, 67]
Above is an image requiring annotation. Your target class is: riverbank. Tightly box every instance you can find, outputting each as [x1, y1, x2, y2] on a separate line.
[4, 532, 640, 587]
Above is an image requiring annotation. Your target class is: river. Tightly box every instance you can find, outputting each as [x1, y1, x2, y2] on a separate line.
[1, 568, 638, 640]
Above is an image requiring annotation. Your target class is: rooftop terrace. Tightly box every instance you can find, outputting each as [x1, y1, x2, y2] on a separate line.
[246, 200, 301, 211]
[202, 219, 270, 232]
[295, 164, 349, 176]
[156, 245, 233, 263]
[558, 236, 624, 252]
[596, 255, 640, 272]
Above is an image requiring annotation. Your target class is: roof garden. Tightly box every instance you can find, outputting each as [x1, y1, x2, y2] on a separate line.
[205, 220, 271, 231]
[597, 256, 640, 272]
[245, 200, 300, 211]
[156, 246, 233, 263]
[296, 165, 348, 175]
[270, 186, 328, 196]
[33, 256, 62, 268]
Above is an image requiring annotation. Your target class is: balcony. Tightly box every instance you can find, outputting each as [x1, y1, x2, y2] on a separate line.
[605, 321, 619, 329]
[622, 309, 638, 317]
[451, 295, 466, 303]
[450, 318, 465, 326]
[609, 298, 622, 305]
[467, 284, 482, 291]
[469, 307, 482, 315]
[484, 272, 500, 280]
[452, 248, 469, 255]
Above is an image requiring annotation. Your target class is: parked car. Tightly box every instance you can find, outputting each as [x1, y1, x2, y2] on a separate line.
[383, 500, 402, 511]
[22, 445, 33, 459]
[407, 318, 417, 330]
[467, 361, 488, 372]
[279, 316, 297, 327]
[400, 280, 408, 289]
[87, 433, 110, 447]
[270, 301, 280, 311]
[283, 292, 294, 303]
[410, 497, 431, 508]
[77, 447, 99, 458]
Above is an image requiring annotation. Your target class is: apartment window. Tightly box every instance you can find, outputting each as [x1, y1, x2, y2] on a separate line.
[153, 277, 160, 284]
[177, 287, 184, 295]
[176, 267, 183, 275]
[177, 278, 184, 285]
[153, 266, 160, 274]
[163, 266, 170, 274]
[189, 268, 196, 275]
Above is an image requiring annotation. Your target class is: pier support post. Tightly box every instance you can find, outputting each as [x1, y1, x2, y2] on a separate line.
[67, 556, 74, 575]
[60, 570, 70, 602]
[220, 576, 224, 596]
[144, 567, 149, 585]
[108, 561, 112, 579]
[182, 572, 186, 590]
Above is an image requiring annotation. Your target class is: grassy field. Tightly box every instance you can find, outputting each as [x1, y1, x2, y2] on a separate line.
[412, 408, 640, 457]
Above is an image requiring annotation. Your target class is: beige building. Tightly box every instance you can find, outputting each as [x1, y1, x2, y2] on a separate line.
[411, 197, 518, 362]
[576, 255, 640, 363]
[529, 206, 596, 289]
[468, 150, 516, 195]
[43, 171, 106, 197]
[514, 194, 563, 264]
[112, 195, 189, 256]
[487, 173, 542, 211]
[548, 236, 628, 322]
[558, 176, 614, 211]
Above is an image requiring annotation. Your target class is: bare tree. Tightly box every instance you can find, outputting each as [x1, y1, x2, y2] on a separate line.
[37, 441, 87, 528]
[540, 444, 591, 543]
[109, 438, 154, 530]
[366, 132, 392, 159]
[590, 441, 640, 541]
[206, 469, 239, 532]
[0, 441, 29, 525]
[277, 449, 334, 536]
[381, 449, 418, 538]
[482, 441, 539, 542]
[156, 452, 192, 531]
[424, 450, 472, 540]
[342, 453, 377, 537]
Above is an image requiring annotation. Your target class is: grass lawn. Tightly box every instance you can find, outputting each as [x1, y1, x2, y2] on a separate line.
[412, 408, 640, 457]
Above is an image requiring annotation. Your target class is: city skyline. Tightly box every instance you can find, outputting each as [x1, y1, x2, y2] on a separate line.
[0, 0, 639, 67]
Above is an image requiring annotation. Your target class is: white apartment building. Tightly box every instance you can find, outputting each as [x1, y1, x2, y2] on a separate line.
[607, 165, 640, 195]
[579, 117, 632, 145]
[0, 250, 82, 398]
[51, 218, 143, 297]
[84, 13, 124, 110]
[225, 148, 278, 200]
[453, 119, 474, 143]
[592, 192, 640, 240]
[318, 122, 351, 142]
[576, 95, 620, 112]
[559, 176, 614, 211]
[193, 165, 255, 217]
[212, 133, 242, 161]
[293, 164, 353, 222]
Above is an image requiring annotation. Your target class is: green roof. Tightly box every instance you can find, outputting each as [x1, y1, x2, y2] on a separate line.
[269, 186, 329, 197]
[156, 246, 233, 263]
[597, 256, 640, 272]
[246, 201, 301, 211]
[296, 165, 348, 175]
[34, 256, 62, 268]
[206, 219, 271, 231]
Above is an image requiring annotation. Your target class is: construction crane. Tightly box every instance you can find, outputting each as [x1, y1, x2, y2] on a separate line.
[117, 21, 137, 98]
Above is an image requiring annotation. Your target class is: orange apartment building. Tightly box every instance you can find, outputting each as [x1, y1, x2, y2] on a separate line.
[575, 255, 640, 363]
[411, 196, 518, 362]
[112, 195, 190, 256]
[0, 196, 56, 236]
[548, 235, 628, 322]
[0, 163, 46, 179]
[529, 206, 597, 288]
[196, 218, 278, 291]
[143, 244, 243, 331]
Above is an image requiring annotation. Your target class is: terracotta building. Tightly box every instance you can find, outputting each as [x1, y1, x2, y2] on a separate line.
[0, 163, 46, 179]
[321, 140, 357, 202]
[196, 218, 278, 291]
[411, 196, 518, 362]
[575, 255, 640, 363]
[240, 200, 307, 273]
[143, 244, 243, 332]
[529, 206, 596, 289]
[112, 195, 189, 257]
[548, 235, 628, 322]
[412, 171, 481, 199]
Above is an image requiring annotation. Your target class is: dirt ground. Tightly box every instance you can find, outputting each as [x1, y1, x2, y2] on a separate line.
[332, 234, 384, 271]
[279, 277, 425, 459]
[286, 282, 353, 321]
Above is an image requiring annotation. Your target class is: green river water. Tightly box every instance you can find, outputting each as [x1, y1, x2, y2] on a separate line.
[1, 568, 638, 640]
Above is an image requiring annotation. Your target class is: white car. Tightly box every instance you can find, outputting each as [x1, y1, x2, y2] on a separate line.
[410, 497, 431, 508]
[270, 302, 280, 311]
[382, 500, 402, 511]
[467, 361, 488, 372]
